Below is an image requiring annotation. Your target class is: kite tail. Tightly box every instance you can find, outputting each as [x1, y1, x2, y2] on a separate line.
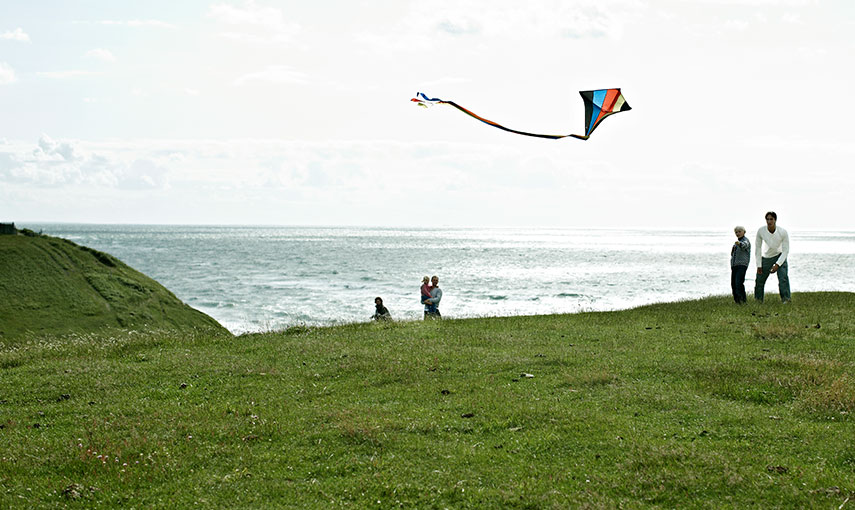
[411, 92, 575, 140]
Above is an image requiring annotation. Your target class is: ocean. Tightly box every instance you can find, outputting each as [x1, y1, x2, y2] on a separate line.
[24, 224, 855, 334]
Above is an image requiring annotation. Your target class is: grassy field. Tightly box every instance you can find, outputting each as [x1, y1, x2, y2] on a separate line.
[1, 292, 853, 508]
[0, 233, 226, 339]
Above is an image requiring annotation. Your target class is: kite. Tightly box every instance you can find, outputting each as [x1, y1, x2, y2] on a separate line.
[411, 88, 631, 140]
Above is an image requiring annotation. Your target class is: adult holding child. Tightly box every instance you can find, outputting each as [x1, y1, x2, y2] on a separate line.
[423, 275, 442, 319]
[754, 211, 791, 303]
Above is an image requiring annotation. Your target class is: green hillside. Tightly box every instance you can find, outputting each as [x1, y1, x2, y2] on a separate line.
[0, 231, 228, 340]
[0, 292, 853, 508]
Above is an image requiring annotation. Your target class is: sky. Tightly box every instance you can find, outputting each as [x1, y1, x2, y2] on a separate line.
[1, 0, 854, 229]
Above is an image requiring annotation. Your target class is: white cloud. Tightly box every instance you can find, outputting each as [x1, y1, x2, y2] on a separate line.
[782, 12, 802, 24]
[0, 136, 174, 189]
[430, 0, 638, 39]
[37, 70, 102, 79]
[37, 134, 80, 162]
[0, 137, 516, 196]
[741, 135, 855, 154]
[93, 19, 176, 29]
[126, 19, 175, 28]
[359, 0, 641, 52]
[1, 137, 643, 200]
[696, 0, 814, 4]
[724, 19, 750, 31]
[85, 48, 117, 62]
[796, 46, 828, 58]
[1, 27, 30, 42]
[208, 1, 302, 46]
[418, 77, 472, 90]
[0, 62, 16, 84]
[233, 65, 308, 86]
[208, 1, 296, 30]
[217, 31, 299, 46]
[1, 139, 87, 187]
[2, 134, 853, 228]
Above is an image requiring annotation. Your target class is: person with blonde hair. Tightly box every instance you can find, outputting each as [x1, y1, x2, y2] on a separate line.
[420, 276, 432, 306]
[730, 225, 751, 304]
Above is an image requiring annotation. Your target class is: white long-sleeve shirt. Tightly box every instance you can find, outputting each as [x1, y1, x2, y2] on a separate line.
[755, 226, 789, 267]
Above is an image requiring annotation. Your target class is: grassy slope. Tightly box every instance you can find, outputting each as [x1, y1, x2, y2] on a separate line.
[0, 234, 227, 339]
[1, 292, 853, 508]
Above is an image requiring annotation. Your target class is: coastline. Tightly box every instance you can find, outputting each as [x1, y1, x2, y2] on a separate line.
[16, 224, 855, 334]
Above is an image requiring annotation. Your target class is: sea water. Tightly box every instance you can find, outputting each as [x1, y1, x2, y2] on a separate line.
[24, 224, 855, 334]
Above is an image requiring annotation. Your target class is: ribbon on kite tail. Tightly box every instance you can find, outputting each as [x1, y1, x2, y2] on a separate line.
[411, 89, 631, 140]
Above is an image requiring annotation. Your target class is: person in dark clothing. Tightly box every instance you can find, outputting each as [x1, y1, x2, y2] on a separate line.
[372, 297, 391, 321]
[730, 225, 751, 304]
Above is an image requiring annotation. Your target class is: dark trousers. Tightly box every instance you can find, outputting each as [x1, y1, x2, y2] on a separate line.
[731, 265, 747, 304]
[754, 257, 790, 302]
[424, 309, 441, 320]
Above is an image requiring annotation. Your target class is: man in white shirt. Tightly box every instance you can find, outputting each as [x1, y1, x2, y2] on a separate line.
[754, 211, 791, 303]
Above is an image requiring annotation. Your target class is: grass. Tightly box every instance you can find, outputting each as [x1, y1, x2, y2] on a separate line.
[0, 233, 227, 339]
[1, 292, 854, 508]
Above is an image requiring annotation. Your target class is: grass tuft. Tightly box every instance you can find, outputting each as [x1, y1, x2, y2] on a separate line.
[751, 323, 803, 340]
[798, 374, 855, 415]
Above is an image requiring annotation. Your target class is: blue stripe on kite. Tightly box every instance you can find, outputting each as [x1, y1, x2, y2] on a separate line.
[417, 92, 444, 102]
[586, 105, 602, 135]
[592, 90, 607, 109]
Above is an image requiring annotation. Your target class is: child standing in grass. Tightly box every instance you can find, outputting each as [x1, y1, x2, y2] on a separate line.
[731, 226, 751, 304]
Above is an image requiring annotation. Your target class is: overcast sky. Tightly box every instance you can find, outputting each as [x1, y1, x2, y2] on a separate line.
[1, 0, 853, 229]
